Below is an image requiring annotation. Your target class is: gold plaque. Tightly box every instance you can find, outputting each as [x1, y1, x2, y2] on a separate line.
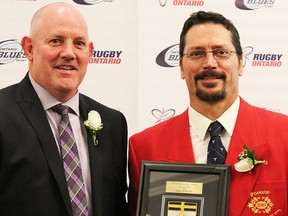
[166, 181, 203, 194]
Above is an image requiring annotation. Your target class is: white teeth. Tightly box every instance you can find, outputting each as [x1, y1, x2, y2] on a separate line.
[204, 77, 218, 79]
[58, 66, 74, 70]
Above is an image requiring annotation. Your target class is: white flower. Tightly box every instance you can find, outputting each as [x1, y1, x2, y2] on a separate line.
[234, 157, 254, 172]
[84, 110, 103, 146]
[234, 145, 268, 173]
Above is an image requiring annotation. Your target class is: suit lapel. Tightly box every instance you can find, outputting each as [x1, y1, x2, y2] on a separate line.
[87, 139, 103, 216]
[17, 75, 72, 215]
[79, 98, 103, 216]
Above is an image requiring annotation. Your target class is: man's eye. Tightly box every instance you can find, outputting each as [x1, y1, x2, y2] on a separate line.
[50, 39, 61, 44]
[189, 50, 204, 57]
[215, 49, 228, 56]
[76, 41, 85, 46]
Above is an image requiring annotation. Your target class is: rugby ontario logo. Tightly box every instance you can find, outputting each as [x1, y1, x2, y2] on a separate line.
[242, 46, 282, 67]
[235, 0, 275, 10]
[89, 50, 122, 64]
[159, 0, 204, 7]
[0, 39, 26, 65]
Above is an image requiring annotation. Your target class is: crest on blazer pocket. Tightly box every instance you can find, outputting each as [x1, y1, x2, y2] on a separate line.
[246, 182, 285, 216]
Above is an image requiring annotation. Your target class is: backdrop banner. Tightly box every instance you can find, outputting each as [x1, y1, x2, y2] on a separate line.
[0, 0, 286, 136]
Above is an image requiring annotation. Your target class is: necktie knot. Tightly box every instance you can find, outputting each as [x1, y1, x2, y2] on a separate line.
[208, 121, 223, 138]
[51, 104, 69, 116]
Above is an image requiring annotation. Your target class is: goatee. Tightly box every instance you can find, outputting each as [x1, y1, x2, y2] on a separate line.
[194, 70, 226, 102]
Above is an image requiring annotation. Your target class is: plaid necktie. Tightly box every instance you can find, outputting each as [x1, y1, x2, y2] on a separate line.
[207, 121, 227, 164]
[52, 105, 88, 216]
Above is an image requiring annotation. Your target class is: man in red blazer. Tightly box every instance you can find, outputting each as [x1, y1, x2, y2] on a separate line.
[128, 11, 288, 216]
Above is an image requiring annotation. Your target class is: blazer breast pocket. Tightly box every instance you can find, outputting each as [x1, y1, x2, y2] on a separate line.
[241, 181, 286, 216]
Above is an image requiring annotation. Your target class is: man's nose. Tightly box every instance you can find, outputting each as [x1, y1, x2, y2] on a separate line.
[203, 52, 218, 69]
[60, 43, 76, 59]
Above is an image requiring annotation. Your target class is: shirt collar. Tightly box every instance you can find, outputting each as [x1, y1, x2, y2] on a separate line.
[188, 97, 240, 140]
[217, 97, 240, 136]
[29, 73, 80, 116]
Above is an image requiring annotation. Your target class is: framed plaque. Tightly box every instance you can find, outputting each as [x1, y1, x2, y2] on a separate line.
[136, 161, 231, 216]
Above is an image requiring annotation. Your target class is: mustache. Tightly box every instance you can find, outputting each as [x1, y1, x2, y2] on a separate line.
[194, 70, 226, 81]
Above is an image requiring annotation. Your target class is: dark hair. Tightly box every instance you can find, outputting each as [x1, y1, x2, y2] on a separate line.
[179, 11, 242, 58]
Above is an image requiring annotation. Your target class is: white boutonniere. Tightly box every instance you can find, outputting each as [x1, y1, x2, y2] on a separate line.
[84, 110, 103, 146]
[234, 145, 268, 172]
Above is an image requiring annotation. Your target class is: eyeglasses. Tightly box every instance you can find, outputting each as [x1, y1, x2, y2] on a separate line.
[183, 48, 236, 61]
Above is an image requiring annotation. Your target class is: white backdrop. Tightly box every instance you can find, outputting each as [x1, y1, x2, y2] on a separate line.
[0, 0, 287, 138]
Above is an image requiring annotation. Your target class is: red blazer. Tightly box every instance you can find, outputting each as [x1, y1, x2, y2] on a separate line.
[128, 98, 288, 216]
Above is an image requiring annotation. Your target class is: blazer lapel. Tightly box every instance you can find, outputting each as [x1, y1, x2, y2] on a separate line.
[17, 75, 72, 215]
[225, 98, 268, 215]
[165, 110, 195, 163]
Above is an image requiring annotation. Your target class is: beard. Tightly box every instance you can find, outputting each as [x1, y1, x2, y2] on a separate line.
[194, 70, 226, 102]
[196, 88, 226, 102]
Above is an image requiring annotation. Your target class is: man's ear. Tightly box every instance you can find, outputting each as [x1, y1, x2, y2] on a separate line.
[89, 41, 94, 57]
[180, 58, 185, 79]
[238, 56, 243, 76]
[21, 36, 33, 61]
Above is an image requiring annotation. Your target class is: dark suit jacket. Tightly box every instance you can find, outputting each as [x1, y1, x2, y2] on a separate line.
[0, 74, 128, 216]
[128, 98, 288, 216]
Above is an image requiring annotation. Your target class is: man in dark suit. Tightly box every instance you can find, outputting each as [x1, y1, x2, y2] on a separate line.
[0, 2, 128, 216]
[128, 11, 288, 216]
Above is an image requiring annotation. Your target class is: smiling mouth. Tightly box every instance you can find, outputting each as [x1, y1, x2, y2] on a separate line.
[195, 71, 226, 81]
[56, 65, 75, 70]
[202, 76, 222, 80]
